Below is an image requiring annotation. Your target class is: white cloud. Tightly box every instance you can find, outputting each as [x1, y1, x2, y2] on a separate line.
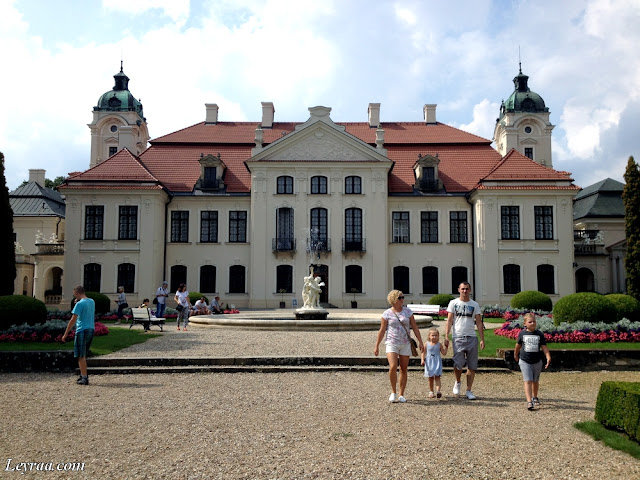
[455, 99, 499, 141]
[102, 0, 190, 25]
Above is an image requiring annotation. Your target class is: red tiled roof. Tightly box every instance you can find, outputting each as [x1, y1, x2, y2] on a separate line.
[482, 149, 574, 182]
[61, 148, 159, 185]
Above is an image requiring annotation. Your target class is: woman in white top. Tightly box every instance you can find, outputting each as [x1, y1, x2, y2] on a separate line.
[174, 284, 191, 331]
[374, 290, 424, 403]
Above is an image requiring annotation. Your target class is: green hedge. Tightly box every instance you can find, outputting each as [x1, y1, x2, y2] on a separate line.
[85, 292, 111, 314]
[510, 290, 552, 311]
[0, 296, 48, 331]
[428, 294, 455, 308]
[595, 381, 640, 442]
[552, 292, 617, 325]
[188, 292, 209, 305]
[605, 294, 640, 322]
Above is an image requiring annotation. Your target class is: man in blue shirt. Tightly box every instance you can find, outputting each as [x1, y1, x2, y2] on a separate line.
[62, 285, 96, 385]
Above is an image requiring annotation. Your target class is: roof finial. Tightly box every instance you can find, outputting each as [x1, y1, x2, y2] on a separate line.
[120, 59, 123, 73]
[518, 46, 522, 74]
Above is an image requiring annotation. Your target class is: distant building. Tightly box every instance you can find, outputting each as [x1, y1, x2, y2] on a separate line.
[10, 169, 65, 303]
[57, 66, 580, 308]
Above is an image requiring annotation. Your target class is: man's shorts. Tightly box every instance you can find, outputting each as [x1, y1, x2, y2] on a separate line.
[519, 359, 543, 382]
[452, 336, 479, 370]
[74, 329, 95, 358]
[385, 342, 412, 357]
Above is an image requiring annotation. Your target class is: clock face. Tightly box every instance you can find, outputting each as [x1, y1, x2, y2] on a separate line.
[108, 97, 122, 108]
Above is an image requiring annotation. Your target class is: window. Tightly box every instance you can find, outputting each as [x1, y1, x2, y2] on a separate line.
[537, 264, 555, 294]
[311, 176, 327, 194]
[422, 267, 438, 294]
[501, 206, 520, 240]
[118, 206, 138, 240]
[345, 265, 362, 293]
[276, 208, 295, 250]
[420, 211, 438, 243]
[229, 211, 247, 243]
[203, 167, 218, 189]
[200, 211, 218, 243]
[84, 206, 104, 240]
[276, 265, 293, 293]
[117, 263, 135, 293]
[344, 208, 363, 251]
[393, 266, 410, 294]
[83, 263, 101, 292]
[534, 206, 553, 240]
[310, 208, 328, 246]
[200, 265, 216, 293]
[392, 212, 410, 243]
[524, 147, 533, 159]
[171, 211, 189, 243]
[503, 264, 521, 294]
[277, 176, 294, 194]
[229, 265, 246, 293]
[449, 211, 467, 243]
[345, 176, 362, 194]
[109, 146, 117, 157]
[451, 267, 468, 294]
[170, 265, 187, 293]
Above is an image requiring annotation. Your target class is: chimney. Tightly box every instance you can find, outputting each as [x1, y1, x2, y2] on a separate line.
[368, 103, 381, 128]
[29, 169, 46, 187]
[423, 104, 437, 124]
[205, 103, 219, 124]
[261, 102, 275, 128]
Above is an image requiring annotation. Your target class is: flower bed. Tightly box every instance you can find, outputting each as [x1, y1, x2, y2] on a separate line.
[0, 320, 109, 343]
[494, 316, 640, 343]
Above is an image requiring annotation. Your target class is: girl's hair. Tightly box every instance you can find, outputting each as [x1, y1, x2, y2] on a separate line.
[387, 290, 403, 305]
[523, 312, 536, 322]
[427, 327, 440, 339]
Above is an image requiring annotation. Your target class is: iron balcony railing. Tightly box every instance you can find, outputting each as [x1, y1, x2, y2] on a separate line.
[36, 243, 65, 255]
[306, 238, 331, 253]
[342, 238, 366, 252]
[272, 237, 296, 252]
[574, 230, 600, 241]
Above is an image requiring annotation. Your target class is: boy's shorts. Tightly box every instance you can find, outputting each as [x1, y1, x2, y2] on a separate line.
[519, 359, 543, 382]
[74, 329, 95, 358]
[452, 336, 479, 370]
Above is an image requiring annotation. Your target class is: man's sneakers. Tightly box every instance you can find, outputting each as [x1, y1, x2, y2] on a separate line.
[465, 390, 477, 400]
[389, 393, 398, 403]
[76, 376, 89, 386]
[452, 382, 461, 395]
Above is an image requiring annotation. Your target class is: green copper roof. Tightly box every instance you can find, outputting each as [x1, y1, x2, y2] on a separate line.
[499, 69, 548, 120]
[94, 65, 145, 120]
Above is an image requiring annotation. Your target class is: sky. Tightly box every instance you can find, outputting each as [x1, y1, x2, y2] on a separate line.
[1, 0, 639, 191]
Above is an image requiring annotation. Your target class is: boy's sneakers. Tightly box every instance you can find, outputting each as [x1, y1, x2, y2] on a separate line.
[388, 393, 398, 403]
[465, 390, 477, 400]
[532, 397, 541, 406]
[77, 376, 89, 386]
[452, 382, 461, 395]
[527, 401, 535, 411]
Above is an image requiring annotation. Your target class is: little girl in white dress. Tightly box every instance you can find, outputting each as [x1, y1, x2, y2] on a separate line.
[421, 328, 448, 398]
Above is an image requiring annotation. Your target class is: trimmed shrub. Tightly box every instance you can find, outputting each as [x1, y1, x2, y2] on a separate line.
[510, 290, 552, 312]
[595, 381, 640, 442]
[85, 292, 111, 314]
[552, 292, 617, 325]
[428, 294, 455, 308]
[188, 292, 209, 305]
[0, 295, 47, 330]
[605, 294, 640, 322]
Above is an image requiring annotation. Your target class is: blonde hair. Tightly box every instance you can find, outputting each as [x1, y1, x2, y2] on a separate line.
[427, 327, 440, 341]
[387, 290, 403, 305]
[523, 312, 536, 322]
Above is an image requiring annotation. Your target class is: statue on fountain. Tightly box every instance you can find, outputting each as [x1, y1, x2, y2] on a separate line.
[302, 270, 325, 310]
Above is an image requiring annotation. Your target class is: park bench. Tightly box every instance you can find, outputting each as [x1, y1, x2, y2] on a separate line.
[407, 304, 442, 321]
[129, 307, 165, 331]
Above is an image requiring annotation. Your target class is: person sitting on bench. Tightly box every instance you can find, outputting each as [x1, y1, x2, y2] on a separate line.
[138, 298, 152, 331]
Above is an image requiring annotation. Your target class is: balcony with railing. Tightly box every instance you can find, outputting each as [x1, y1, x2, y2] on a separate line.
[306, 238, 331, 253]
[342, 238, 366, 253]
[272, 237, 296, 252]
[574, 230, 605, 255]
[36, 242, 64, 255]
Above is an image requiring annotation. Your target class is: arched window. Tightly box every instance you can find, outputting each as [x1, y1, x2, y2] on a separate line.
[575, 267, 595, 292]
[276, 265, 293, 293]
[117, 263, 135, 293]
[83, 263, 101, 292]
[503, 264, 521, 294]
[422, 267, 438, 295]
[310, 208, 329, 247]
[344, 208, 363, 251]
[170, 265, 187, 293]
[277, 176, 294, 194]
[200, 265, 216, 293]
[345, 176, 362, 194]
[311, 176, 328, 194]
[537, 264, 555, 294]
[276, 207, 295, 250]
[229, 265, 246, 293]
[345, 265, 362, 293]
[451, 267, 468, 294]
[393, 266, 410, 294]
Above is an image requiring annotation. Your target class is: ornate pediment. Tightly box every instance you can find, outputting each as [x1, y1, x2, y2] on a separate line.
[277, 130, 365, 161]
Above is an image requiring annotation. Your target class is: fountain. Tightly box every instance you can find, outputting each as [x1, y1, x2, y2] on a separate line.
[295, 228, 329, 320]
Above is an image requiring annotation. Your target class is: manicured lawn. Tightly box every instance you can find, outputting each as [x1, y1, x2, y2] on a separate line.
[575, 421, 640, 459]
[0, 327, 160, 355]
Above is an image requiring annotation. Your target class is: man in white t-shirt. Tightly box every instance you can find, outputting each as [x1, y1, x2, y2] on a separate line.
[444, 281, 485, 400]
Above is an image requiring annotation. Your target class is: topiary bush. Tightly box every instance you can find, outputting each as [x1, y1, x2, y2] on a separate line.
[85, 292, 111, 314]
[605, 294, 640, 322]
[428, 294, 456, 308]
[0, 295, 47, 331]
[552, 292, 617, 325]
[510, 290, 552, 312]
[188, 292, 209, 305]
[595, 381, 640, 442]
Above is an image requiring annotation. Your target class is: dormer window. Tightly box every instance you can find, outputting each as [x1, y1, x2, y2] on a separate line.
[197, 153, 226, 191]
[414, 154, 443, 192]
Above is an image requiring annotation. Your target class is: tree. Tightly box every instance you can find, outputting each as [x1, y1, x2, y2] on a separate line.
[18, 175, 66, 191]
[0, 152, 16, 295]
[623, 156, 640, 300]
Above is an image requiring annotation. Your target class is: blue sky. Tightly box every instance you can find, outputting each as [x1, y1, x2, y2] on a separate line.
[1, 0, 639, 190]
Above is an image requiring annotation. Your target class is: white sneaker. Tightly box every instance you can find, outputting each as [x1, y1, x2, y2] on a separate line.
[453, 382, 461, 395]
[465, 390, 477, 400]
[389, 393, 398, 403]
[397, 395, 407, 403]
